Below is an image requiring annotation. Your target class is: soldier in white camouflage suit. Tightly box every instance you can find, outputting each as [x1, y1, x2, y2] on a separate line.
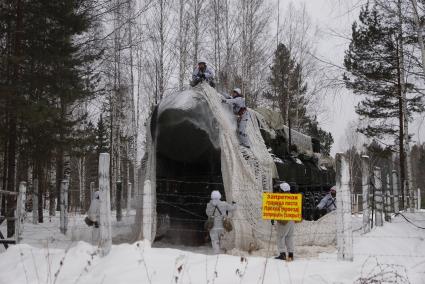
[317, 186, 337, 213]
[191, 59, 215, 87]
[272, 182, 295, 261]
[85, 191, 100, 228]
[205, 190, 236, 254]
[222, 88, 250, 148]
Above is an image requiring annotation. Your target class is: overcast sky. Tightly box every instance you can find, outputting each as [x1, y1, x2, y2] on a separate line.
[275, 0, 425, 154]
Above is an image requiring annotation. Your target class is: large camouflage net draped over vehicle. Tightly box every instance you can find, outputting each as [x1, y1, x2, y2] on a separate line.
[131, 83, 336, 250]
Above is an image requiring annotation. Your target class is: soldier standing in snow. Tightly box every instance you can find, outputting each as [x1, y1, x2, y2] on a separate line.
[222, 88, 250, 148]
[317, 186, 337, 214]
[85, 191, 100, 228]
[272, 182, 295, 261]
[191, 59, 215, 87]
[205, 190, 236, 254]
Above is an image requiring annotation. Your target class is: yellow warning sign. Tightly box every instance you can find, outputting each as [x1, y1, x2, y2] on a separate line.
[262, 192, 303, 221]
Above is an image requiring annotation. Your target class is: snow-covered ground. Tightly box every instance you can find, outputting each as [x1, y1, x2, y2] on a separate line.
[0, 212, 424, 284]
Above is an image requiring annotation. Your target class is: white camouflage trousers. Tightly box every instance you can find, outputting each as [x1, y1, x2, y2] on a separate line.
[209, 228, 224, 254]
[276, 221, 295, 253]
[237, 112, 249, 147]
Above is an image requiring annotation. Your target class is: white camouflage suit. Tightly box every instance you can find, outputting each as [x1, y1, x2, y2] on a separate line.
[87, 191, 100, 223]
[192, 65, 215, 86]
[317, 193, 336, 213]
[86, 191, 101, 242]
[224, 94, 250, 147]
[275, 182, 295, 255]
[205, 191, 236, 254]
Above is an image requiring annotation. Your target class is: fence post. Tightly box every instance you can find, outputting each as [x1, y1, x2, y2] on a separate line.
[116, 180, 122, 222]
[336, 153, 353, 261]
[32, 179, 38, 224]
[374, 167, 383, 227]
[418, 188, 421, 210]
[15, 181, 27, 244]
[60, 180, 69, 234]
[99, 153, 112, 256]
[15, 182, 26, 244]
[392, 170, 399, 213]
[127, 182, 132, 217]
[361, 156, 370, 233]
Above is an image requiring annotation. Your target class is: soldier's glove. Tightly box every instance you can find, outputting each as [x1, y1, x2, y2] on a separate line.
[271, 220, 275, 225]
[200, 73, 206, 79]
[84, 216, 94, 227]
[221, 99, 227, 103]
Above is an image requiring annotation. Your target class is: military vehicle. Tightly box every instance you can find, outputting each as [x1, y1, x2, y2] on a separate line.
[139, 84, 335, 247]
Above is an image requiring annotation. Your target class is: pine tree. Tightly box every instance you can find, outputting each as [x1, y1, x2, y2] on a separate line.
[305, 119, 334, 156]
[344, 3, 422, 139]
[344, 3, 425, 207]
[27, 0, 100, 213]
[0, 0, 101, 222]
[268, 43, 333, 155]
[96, 115, 110, 154]
[268, 43, 309, 127]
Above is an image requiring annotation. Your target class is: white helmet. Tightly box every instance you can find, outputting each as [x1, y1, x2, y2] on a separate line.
[279, 182, 291, 192]
[211, 190, 221, 200]
[198, 58, 207, 65]
[233, 88, 241, 95]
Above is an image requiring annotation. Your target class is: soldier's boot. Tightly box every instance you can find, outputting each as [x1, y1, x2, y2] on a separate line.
[274, 252, 286, 260]
[287, 252, 294, 262]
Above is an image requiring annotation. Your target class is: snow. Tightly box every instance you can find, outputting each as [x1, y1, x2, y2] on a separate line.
[0, 212, 424, 284]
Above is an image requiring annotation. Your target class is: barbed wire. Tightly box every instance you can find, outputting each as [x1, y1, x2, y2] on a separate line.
[12, 233, 425, 260]
[394, 213, 425, 230]
[14, 216, 425, 240]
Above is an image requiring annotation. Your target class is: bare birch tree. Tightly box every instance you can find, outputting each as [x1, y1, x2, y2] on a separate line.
[237, 0, 272, 106]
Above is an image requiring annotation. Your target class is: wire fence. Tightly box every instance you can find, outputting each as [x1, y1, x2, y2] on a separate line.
[0, 153, 425, 270]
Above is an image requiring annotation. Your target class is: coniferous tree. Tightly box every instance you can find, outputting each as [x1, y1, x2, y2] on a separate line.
[96, 115, 110, 154]
[344, 3, 425, 207]
[0, 0, 101, 224]
[344, 4, 423, 139]
[268, 43, 334, 155]
[304, 119, 334, 156]
[268, 43, 309, 127]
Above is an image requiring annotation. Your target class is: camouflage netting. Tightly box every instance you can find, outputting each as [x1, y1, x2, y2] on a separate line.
[132, 83, 336, 250]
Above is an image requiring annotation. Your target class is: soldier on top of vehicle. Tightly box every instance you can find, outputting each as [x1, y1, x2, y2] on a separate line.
[191, 59, 215, 87]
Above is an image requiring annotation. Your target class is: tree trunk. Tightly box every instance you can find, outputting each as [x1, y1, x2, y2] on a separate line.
[1, 139, 8, 217]
[178, 0, 188, 90]
[55, 146, 63, 212]
[160, 0, 165, 100]
[224, 0, 230, 90]
[35, 160, 44, 223]
[409, 0, 425, 78]
[7, 0, 23, 237]
[126, 0, 137, 210]
[397, 0, 414, 211]
[193, 0, 199, 66]
[396, 39, 406, 210]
